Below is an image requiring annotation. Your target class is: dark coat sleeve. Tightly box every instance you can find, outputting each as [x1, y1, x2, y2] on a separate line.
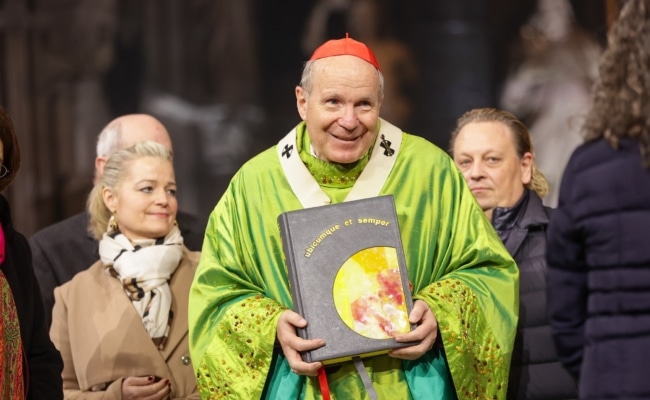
[29, 212, 99, 329]
[545, 159, 588, 379]
[27, 233, 58, 330]
[177, 210, 207, 252]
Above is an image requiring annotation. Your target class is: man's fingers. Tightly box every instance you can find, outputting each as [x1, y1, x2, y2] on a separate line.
[389, 300, 439, 360]
[394, 321, 436, 345]
[280, 309, 307, 328]
[290, 361, 323, 377]
[281, 340, 324, 376]
[276, 309, 327, 376]
[389, 339, 435, 360]
[278, 329, 324, 353]
[292, 338, 326, 352]
[408, 300, 427, 324]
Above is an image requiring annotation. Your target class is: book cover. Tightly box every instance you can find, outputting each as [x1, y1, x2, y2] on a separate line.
[278, 195, 417, 365]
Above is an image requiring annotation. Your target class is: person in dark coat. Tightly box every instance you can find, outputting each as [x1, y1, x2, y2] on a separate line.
[450, 107, 577, 399]
[546, 1, 650, 398]
[0, 106, 63, 398]
[29, 114, 207, 329]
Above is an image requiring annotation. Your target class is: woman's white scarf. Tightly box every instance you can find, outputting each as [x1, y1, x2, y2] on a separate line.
[99, 225, 184, 349]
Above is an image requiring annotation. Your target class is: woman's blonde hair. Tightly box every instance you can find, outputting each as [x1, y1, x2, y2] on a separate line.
[449, 107, 550, 198]
[86, 141, 174, 240]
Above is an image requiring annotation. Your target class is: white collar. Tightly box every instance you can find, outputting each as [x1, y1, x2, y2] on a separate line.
[277, 118, 403, 208]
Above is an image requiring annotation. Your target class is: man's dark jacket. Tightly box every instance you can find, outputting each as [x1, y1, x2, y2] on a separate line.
[492, 190, 577, 400]
[29, 210, 206, 328]
[0, 195, 63, 399]
[547, 137, 650, 399]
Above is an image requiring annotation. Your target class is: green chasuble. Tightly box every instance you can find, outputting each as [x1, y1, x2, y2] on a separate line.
[189, 121, 519, 399]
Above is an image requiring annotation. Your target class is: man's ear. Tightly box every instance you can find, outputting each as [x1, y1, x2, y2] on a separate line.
[95, 156, 107, 177]
[296, 86, 308, 121]
[521, 152, 533, 185]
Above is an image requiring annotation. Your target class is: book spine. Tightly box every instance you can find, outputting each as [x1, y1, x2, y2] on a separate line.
[277, 214, 312, 359]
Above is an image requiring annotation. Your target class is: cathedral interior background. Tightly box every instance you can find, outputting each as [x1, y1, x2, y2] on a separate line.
[0, 0, 613, 235]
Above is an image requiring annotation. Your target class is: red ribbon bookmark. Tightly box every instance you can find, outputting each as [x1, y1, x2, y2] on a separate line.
[317, 366, 331, 400]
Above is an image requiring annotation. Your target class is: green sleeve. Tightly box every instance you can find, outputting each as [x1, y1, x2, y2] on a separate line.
[394, 141, 518, 398]
[188, 178, 287, 399]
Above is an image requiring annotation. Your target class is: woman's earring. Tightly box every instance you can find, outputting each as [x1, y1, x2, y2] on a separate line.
[107, 214, 119, 232]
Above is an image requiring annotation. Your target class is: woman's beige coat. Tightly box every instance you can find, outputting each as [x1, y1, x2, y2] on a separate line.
[50, 248, 200, 399]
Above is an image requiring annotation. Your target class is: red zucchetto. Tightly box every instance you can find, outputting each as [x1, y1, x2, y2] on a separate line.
[309, 34, 381, 71]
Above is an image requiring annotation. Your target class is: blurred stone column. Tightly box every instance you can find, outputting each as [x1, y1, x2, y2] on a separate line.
[0, 0, 116, 235]
[404, 1, 493, 147]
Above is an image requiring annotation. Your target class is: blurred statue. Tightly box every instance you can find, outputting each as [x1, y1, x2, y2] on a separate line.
[139, 0, 262, 219]
[500, 0, 601, 207]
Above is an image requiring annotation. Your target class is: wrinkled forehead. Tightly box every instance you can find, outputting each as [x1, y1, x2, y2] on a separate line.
[311, 56, 381, 89]
[455, 122, 518, 153]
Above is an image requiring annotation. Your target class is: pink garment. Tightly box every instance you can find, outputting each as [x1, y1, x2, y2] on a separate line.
[0, 222, 5, 264]
[0, 221, 26, 399]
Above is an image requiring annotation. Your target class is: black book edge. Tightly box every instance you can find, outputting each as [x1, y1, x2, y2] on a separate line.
[277, 213, 311, 347]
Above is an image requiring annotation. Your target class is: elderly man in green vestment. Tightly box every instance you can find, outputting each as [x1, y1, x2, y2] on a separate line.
[189, 36, 519, 399]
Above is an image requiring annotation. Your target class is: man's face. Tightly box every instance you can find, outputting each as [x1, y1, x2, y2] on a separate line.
[296, 55, 382, 164]
[453, 121, 532, 219]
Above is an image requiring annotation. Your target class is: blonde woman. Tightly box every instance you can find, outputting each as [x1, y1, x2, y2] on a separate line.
[50, 141, 199, 399]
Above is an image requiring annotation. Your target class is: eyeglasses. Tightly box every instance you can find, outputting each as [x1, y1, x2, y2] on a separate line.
[0, 165, 9, 178]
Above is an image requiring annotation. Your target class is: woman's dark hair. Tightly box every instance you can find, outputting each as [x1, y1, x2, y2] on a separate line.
[0, 106, 21, 192]
[582, 0, 650, 166]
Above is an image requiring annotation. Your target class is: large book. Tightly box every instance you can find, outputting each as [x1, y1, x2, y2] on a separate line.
[278, 195, 417, 365]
